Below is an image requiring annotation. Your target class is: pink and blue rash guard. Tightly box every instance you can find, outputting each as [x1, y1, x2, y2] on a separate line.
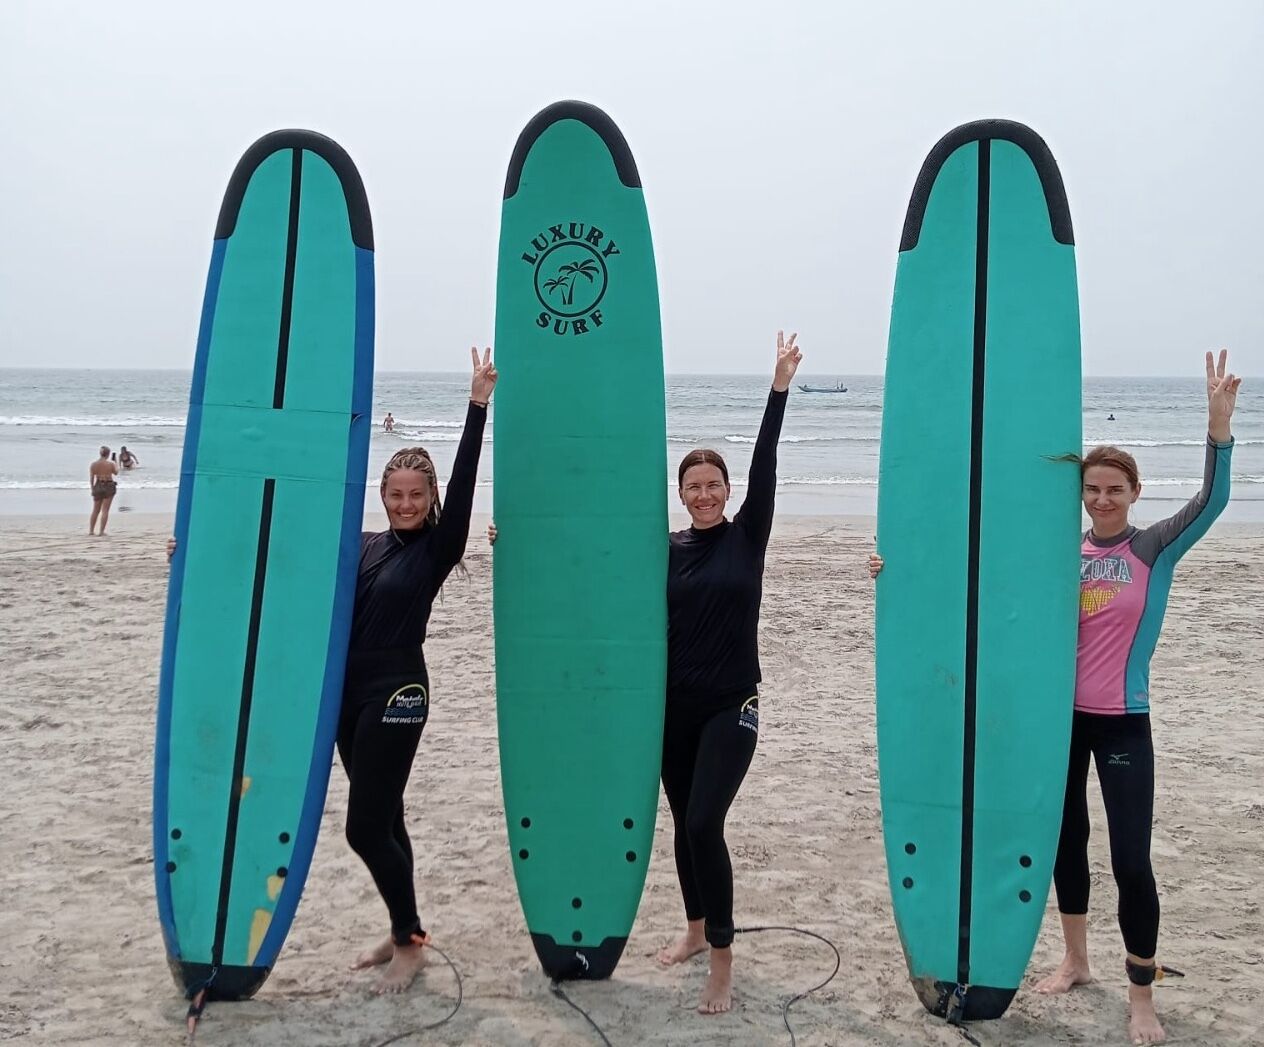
[1075, 436, 1233, 715]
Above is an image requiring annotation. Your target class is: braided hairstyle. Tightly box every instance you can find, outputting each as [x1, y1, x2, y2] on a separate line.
[381, 446, 442, 529]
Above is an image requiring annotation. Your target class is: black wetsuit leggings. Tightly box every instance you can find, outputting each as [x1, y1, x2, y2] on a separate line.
[660, 696, 759, 948]
[1053, 710, 1158, 959]
[338, 657, 431, 946]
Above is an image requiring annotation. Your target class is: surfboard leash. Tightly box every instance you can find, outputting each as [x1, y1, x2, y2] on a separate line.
[549, 979, 614, 1047]
[184, 966, 219, 1042]
[733, 924, 842, 1047]
[370, 938, 464, 1046]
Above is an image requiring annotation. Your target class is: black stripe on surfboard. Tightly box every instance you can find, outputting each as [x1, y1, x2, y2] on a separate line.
[503, 100, 641, 199]
[957, 139, 991, 987]
[899, 119, 1073, 252]
[211, 479, 276, 968]
[214, 129, 374, 250]
[273, 149, 302, 409]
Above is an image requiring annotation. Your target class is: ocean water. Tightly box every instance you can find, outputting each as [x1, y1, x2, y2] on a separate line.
[2, 369, 1261, 521]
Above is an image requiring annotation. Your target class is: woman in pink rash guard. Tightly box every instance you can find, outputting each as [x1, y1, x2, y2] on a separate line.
[871, 351, 1241, 1045]
[1030, 351, 1240, 1045]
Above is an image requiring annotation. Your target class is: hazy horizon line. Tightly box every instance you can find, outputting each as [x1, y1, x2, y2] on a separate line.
[0, 366, 1235, 380]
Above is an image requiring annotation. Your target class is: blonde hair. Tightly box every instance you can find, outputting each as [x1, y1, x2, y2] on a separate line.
[381, 447, 441, 529]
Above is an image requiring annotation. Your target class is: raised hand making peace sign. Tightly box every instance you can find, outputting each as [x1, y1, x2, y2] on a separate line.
[471, 345, 498, 406]
[1205, 349, 1241, 444]
[772, 330, 803, 392]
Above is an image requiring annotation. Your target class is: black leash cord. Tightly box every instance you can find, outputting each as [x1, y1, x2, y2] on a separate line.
[550, 979, 614, 1047]
[734, 924, 842, 1047]
[370, 941, 464, 1046]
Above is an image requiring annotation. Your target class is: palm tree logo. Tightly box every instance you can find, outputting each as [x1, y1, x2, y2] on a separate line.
[545, 258, 601, 306]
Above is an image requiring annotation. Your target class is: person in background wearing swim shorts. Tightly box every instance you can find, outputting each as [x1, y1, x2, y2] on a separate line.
[89, 445, 119, 536]
[870, 351, 1240, 1045]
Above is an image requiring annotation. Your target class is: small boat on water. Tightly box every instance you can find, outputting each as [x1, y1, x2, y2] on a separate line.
[798, 382, 848, 393]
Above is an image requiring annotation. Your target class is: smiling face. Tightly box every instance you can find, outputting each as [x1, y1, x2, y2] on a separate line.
[381, 468, 433, 530]
[1082, 464, 1140, 537]
[680, 463, 730, 529]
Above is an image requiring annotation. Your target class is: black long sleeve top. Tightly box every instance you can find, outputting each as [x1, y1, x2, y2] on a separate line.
[666, 388, 787, 713]
[347, 401, 487, 669]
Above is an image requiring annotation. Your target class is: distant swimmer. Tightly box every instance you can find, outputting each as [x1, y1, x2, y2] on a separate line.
[118, 446, 140, 469]
[89, 445, 118, 536]
[383, 412, 395, 433]
[1107, 413, 1116, 421]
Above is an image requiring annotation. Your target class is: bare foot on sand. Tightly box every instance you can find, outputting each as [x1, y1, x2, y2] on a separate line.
[1128, 984, 1166, 1044]
[657, 924, 707, 966]
[698, 946, 733, 1014]
[374, 941, 427, 994]
[1035, 954, 1093, 994]
[350, 936, 394, 970]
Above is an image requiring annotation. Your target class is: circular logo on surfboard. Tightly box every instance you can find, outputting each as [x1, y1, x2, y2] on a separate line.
[521, 221, 620, 336]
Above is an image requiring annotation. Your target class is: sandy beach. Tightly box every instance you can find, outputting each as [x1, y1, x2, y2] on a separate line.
[2, 511, 1262, 1046]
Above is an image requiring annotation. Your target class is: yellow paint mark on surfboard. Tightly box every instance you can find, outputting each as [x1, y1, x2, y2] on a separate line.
[267, 874, 284, 902]
[248, 909, 272, 962]
[240, 776, 252, 796]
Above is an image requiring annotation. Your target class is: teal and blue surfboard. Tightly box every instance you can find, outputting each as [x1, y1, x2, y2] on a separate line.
[493, 101, 667, 980]
[876, 120, 1081, 1020]
[154, 130, 373, 1000]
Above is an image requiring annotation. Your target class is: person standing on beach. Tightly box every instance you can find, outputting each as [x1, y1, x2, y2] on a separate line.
[383, 412, 395, 432]
[334, 346, 495, 994]
[486, 332, 803, 1014]
[89, 445, 118, 536]
[654, 331, 802, 1015]
[167, 347, 496, 995]
[870, 350, 1240, 1045]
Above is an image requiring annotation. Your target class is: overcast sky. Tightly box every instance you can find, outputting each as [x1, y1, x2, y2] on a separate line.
[1, 0, 1260, 377]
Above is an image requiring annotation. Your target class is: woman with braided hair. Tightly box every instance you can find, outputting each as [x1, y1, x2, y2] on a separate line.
[166, 346, 497, 995]
[338, 346, 497, 993]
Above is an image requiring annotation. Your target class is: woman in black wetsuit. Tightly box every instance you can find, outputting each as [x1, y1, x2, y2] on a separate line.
[341, 346, 496, 993]
[167, 346, 496, 995]
[655, 331, 801, 1015]
[487, 333, 801, 1011]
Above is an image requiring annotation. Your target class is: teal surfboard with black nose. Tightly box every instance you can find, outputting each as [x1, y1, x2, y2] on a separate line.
[153, 130, 373, 1001]
[876, 120, 1081, 1020]
[493, 101, 667, 980]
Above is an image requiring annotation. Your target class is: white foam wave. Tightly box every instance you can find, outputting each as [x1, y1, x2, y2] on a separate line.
[385, 431, 493, 443]
[1085, 438, 1264, 447]
[722, 434, 875, 445]
[0, 415, 186, 427]
[0, 479, 181, 490]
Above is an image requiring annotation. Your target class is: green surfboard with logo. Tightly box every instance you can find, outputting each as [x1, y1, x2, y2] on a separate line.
[876, 120, 1081, 1020]
[493, 101, 667, 980]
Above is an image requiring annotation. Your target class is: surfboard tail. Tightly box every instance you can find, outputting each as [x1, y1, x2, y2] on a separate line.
[530, 933, 629, 982]
[170, 959, 270, 1002]
[910, 977, 1017, 1022]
